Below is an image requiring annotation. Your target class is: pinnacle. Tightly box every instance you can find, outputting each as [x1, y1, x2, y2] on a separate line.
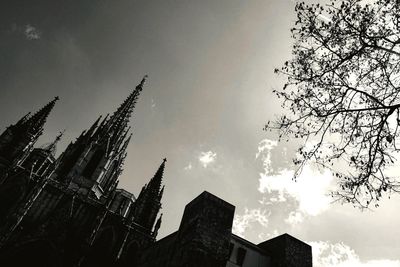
[147, 158, 167, 195]
[23, 96, 59, 135]
[139, 75, 148, 88]
[99, 77, 147, 153]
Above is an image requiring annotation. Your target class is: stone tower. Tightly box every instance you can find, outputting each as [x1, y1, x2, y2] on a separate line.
[170, 191, 235, 267]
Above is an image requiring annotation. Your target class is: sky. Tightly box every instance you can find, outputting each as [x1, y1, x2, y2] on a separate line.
[1, 0, 400, 266]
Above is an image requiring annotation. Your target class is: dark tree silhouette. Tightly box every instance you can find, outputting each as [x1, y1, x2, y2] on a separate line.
[269, 0, 400, 207]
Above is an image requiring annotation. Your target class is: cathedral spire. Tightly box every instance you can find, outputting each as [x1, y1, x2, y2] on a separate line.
[132, 158, 166, 232]
[101, 75, 147, 154]
[109, 76, 146, 126]
[147, 158, 166, 196]
[55, 77, 147, 199]
[23, 96, 59, 136]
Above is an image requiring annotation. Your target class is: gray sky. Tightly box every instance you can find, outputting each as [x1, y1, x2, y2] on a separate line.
[1, 1, 399, 266]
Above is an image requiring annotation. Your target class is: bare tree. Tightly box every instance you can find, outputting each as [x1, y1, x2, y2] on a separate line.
[269, 0, 400, 207]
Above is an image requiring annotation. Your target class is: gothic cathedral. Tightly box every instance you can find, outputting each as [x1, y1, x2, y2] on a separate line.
[0, 77, 313, 267]
[0, 77, 165, 266]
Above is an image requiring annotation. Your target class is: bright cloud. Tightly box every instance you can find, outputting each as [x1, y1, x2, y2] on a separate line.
[232, 208, 270, 237]
[256, 138, 333, 217]
[198, 151, 217, 168]
[284, 210, 304, 226]
[256, 139, 278, 160]
[258, 165, 333, 216]
[311, 241, 400, 267]
[24, 24, 41, 40]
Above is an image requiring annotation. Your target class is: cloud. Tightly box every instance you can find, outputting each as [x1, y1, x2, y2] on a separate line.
[256, 138, 292, 175]
[198, 151, 217, 168]
[24, 24, 41, 40]
[258, 165, 333, 216]
[184, 162, 192, 170]
[232, 208, 270, 237]
[284, 210, 304, 226]
[258, 229, 279, 242]
[256, 138, 333, 217]
[256, 139, 278, 160]
[311, 241, 400, 267]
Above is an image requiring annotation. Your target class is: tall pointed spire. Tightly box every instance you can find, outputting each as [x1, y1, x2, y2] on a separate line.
[99, 75, 147, 154]
[110, 75, 146, 122]
[54, 77, 147, 199]
[132, 158, 166, 232]
[93, 75, 147, 159]
[23, 96, 59, 136]
[147, 158, 166, 197]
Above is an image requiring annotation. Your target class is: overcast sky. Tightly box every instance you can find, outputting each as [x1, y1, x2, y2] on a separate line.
[1, 0, 400, 266]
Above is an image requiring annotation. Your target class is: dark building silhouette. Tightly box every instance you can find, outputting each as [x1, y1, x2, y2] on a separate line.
[0, 77, 312, 267]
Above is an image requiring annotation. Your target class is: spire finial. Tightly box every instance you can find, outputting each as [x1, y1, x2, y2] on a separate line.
[135, 75, 147, 93]
[140, 75, 148, 86]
